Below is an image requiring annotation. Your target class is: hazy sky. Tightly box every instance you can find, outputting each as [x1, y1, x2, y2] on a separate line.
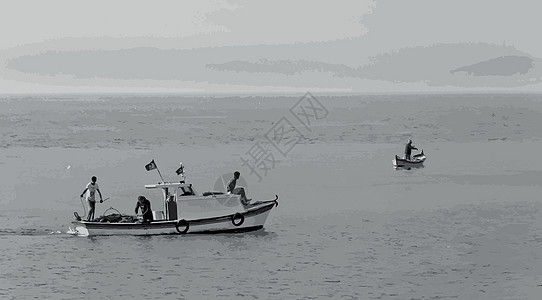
[1, 0, 541, 94]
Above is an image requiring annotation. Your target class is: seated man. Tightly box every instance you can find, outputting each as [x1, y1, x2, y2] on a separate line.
[180, 184, 195, 196]
[135, 196, 154, 223]
[226, 171, 251, 205]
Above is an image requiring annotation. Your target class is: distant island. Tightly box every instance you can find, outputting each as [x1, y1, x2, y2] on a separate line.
[450, 55, 534, 76]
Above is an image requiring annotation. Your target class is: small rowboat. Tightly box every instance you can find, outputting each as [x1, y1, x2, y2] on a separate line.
[69, 181, 278, 236]
[393, 150, 426, 169]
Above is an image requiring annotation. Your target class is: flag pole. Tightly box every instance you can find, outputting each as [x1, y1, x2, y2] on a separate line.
[146, 159, 165, 183]
[156, 166, 165, 183]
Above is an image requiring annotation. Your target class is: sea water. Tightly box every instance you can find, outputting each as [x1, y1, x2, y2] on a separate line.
[1, 93, 542, 299]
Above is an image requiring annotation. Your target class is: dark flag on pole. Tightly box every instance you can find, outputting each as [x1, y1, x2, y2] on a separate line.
[145, 160, 157, 171]
[145, 159, 165, 182]
[175, 165, 184, 175]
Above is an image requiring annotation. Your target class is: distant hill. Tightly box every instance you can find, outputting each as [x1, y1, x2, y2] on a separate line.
[347, 43, 542, 87]
[208, 43, 542, 88]
[450, 56, 534, 76]
[5, 42, 542, 89]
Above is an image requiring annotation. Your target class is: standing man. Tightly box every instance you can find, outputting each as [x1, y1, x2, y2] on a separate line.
[80, 176, 103, 221]
[404, 140, 418, 161]
[226, 171, 251, 205]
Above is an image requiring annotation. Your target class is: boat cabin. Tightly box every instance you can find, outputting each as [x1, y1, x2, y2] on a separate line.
[145, 182, 245, 221]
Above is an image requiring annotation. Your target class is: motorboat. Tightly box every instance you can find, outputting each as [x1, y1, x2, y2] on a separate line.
[393, 150, 426, 169]
[69, 181, 278, 236]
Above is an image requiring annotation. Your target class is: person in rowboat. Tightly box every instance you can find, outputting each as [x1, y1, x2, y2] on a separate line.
[80, 176, 103, 221]
[226, 171, 251, 205]
[404, 139, 418, 161]
[135, 196, 154, 223]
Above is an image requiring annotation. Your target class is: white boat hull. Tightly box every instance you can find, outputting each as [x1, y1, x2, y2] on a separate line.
[393, 151, 426, 169]
[70, 200, 276, 236]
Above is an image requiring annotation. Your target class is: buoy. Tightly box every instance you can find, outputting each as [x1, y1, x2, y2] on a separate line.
[231, 213, 244, 226]
[176, 219, 189, 234]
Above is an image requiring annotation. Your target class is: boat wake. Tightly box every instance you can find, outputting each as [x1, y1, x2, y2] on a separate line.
[0, 228, 67, 236]
[66, 227, 79, 235]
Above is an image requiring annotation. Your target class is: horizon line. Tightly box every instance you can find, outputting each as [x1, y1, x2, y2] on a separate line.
[1, 90, 542, 98]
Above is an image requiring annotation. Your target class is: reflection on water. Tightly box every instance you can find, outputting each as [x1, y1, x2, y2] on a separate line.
[393, 165, 425, 171]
